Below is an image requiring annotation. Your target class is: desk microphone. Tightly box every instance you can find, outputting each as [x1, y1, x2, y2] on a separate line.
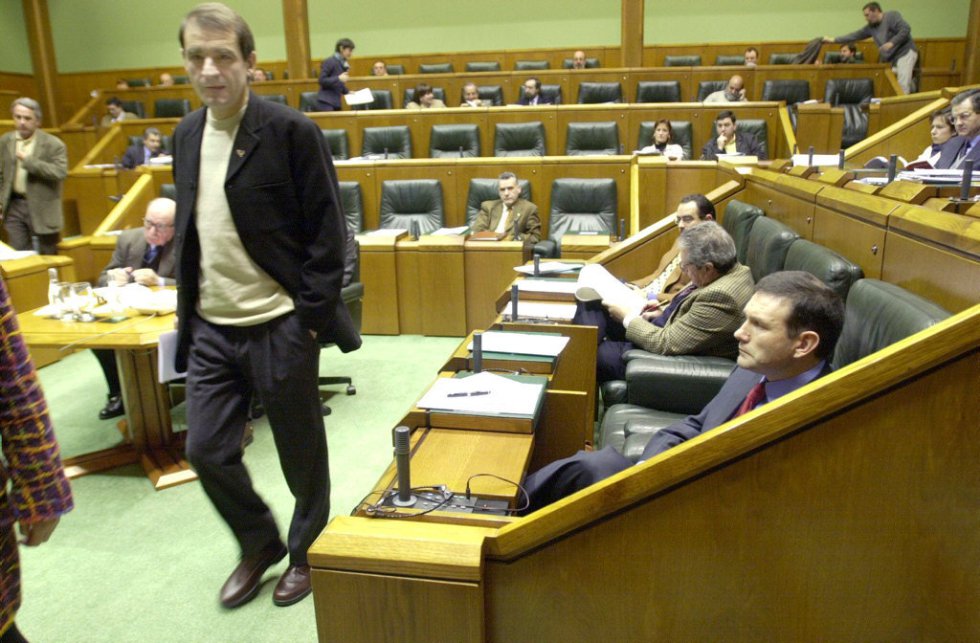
[472, 332, 483, 373]
[838, 149, 845, 170]
[533, 256, 540, 277]
[510, 284, 519, 321]
[618, 218, 625, 242]
[886, 154, 898, 183]
[391, 426, 416, 507]
[808, 145, 814, 167]
[960, 160, 974, 201]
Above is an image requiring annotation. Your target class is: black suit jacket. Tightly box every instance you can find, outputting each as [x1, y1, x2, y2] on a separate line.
[518, 95, 555, 106]
[639, 362, 832, 459]
[171, 93, 360, 371]
[120, 143, 161, 169]
[700, 130, 767, 161]
[934, 135, 980, 170]
[316, 54, 349, 111]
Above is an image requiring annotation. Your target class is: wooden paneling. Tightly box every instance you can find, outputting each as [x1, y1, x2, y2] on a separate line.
[418, 236, 467, 336]
[463, 241, 524, 331]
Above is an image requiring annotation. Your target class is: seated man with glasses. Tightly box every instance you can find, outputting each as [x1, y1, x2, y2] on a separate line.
[92, 197, 177, 420]
[574, 193, 715, 339]
[576, 218, 753, 383]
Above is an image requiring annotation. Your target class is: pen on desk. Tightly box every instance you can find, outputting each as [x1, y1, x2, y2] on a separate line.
[447, 390, 491, 398]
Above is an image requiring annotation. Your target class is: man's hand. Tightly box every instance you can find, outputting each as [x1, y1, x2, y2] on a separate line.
[15, 148, 28, 161]
[131, 268, 162, 286]
[605, 300, 630, 323]
[716, 133, 732, 150]
[308, 329, 318, 340]
[640, 299, 664, 321]
[881, 42, 894, 52]
[19, 517, 60, 546]
[107, 267, 132, 286]
[339, 72, 350, 83]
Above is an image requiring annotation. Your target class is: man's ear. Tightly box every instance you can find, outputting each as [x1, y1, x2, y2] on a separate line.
[794, 330, 821, 359]
[247, 51, 257, 70]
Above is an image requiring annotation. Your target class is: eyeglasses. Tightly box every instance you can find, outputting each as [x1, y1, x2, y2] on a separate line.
[144, 219, 174, 231]
[953, 110, 976, 123]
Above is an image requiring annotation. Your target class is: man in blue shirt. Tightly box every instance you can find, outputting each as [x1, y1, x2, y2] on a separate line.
[121, 127, 164, 169]
[522, 271, 845, 513]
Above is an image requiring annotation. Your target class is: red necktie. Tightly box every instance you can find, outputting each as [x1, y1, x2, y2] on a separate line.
[734, 381, 767, 417]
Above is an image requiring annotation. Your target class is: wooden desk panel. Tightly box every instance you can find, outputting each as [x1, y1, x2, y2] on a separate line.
[464, 241, 525, 331]
[418, 236, 467, 337]
[812, 207, 885, 279]
[357, 235, 400, 335]
[1, 254, 76, 367]
[395, 239, 423, 335]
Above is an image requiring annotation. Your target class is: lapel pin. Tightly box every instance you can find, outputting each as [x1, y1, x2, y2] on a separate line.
[235, 149, 245, 157]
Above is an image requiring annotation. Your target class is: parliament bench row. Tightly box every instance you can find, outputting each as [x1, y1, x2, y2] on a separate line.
[598, 199, 951, 459]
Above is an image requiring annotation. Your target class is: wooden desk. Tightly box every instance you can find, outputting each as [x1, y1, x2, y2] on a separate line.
[1, 252, 76, 367]
[17, 309, 194, 490]
[356, 234, 400, 335]
[463, 239, 525, 331]
[418, 236, 466, 336]
[560, 233, 613, 261]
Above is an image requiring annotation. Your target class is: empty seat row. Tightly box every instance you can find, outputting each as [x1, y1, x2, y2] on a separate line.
[381, 58, 600, 75]
[337, 177, 617, 259]
[118, 98, 192, 119]
[319, 118, 768, 161]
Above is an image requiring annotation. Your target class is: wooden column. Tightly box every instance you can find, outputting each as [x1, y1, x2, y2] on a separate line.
[621, 0, 644, 69]
[21, 0, 60, 125]
[964, 0, 980, 85]
[282, 0, 313, 80]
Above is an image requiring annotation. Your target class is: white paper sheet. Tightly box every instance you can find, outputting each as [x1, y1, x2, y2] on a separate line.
[514, 261, 581, 275]
[416, 371, 543, 416]
[343, 88, 374, 105]
[467, 331, 569, 357]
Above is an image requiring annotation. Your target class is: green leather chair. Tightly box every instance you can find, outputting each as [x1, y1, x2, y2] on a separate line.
[379, 180, 444, 235]
[385, 64, 405, 75]
[515, 60, 550, 70]
[518, 84, 562, 105]
[745, 216, 799, 282]
[361, 126, 412, 159]
[696, 80, 726, 101]
[824, 51, 865, 64]
[465, 61, 501, 72]
[261, 94, 287, 105]
[720, 199, 764, 264]
[577, 82, 623, 104]
[783, 239, 864, 302]
[714, 54, 745, 65]
[127, 134, 173, 154]
[825, 78, 874, 148]
[664, 55, 701, 66]
[299, 92, 318, 112]
[338, 182, 363, 232]
[493, 122, 546, 157]
[120, 100, 146, 119]
[635, 81, 682, 104]
[768, 52, 797, 65]
[321, 129, 349, 161]
[419, 62, 453, 74]
[737, 119, 769, 159]
[125, 78, 151, 87]
[402, 87, 445, 108]
[153, 99, 192, 118]
[352, 89, 393, 111]
[536, 178, 617, 258]
[565, 122, 620, 156]
[429, 124, 481, 158]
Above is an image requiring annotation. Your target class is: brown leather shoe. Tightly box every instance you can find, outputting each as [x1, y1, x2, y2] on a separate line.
[272, 564, 311, 607]
[219, 541, 287, 609]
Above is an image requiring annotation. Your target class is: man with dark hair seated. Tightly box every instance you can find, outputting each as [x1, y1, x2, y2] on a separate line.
[579, 221, 754, 383]
[121, 127, 165, 169]
[518, 77, 553, 106]
[100, 97, 138, 129]
[470, 172, 541, 244]
[700, 110, 767, 160]
[839, 42, 860, 63]
[523, 271, 845, 513]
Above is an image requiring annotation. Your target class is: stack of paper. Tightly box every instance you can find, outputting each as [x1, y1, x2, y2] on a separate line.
[514, 261, 581, 275]
[416, 371, 544, 417]
[467, 331, 569, 357]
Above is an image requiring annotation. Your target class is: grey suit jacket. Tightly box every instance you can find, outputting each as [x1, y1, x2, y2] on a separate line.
[934, 135, 980, 170]
[625, 263, 754, 359]
[0, 130, 68, 233]
[471, 198, 541, 244]
[97, 228, 176, 287]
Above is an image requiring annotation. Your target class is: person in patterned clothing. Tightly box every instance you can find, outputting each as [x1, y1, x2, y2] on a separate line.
[0, 277, 73, 642]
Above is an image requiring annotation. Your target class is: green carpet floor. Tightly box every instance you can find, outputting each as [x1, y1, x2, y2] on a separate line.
[15, 334, 461, 643]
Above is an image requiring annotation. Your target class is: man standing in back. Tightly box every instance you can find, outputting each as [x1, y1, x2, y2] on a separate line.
[828, 2, 916, 93]
[173, 2, 359, 609]
[0, 97, 67, 255]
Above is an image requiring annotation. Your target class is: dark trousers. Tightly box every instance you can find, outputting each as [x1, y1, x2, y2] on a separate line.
[572, 302, 631, 383]
[522, 446, 632, 513]
[93, 349, 121, 397]
[0, 622, 28, 643]
[3, 197, 60, 255]
[184, 313, 328, 566]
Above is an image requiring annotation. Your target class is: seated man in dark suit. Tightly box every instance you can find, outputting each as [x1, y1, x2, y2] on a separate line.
[700, 110, 767, 160]
[92, 197, 176, 420]
[120, 127, 164, 169]
[579, 221, 754, 383]
[518, 77, 553, 106]
[470, 172, 541, 244]
[99, 97, 138, 129]
[935, 89, 980, 170]
[523, 271, 844, 513]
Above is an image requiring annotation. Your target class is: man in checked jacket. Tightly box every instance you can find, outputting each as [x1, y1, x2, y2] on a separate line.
[0, 277, 73, 642]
